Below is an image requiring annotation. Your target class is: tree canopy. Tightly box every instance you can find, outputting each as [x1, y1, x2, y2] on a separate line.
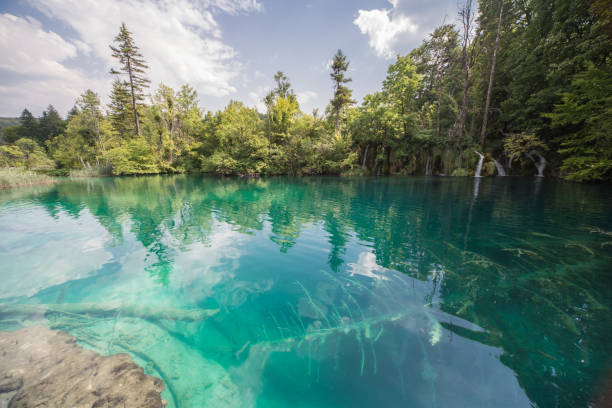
[1, 5, 610, 181]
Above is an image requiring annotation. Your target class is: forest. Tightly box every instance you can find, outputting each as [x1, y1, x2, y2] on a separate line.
[1, 0, 610, 182]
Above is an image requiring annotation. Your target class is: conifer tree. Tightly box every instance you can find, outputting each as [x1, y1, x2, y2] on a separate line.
[328, 49, 354, 135]
[108, 79, 134, 137]
[109, 23, 150, 136]
[77, 90, 105, 154]
[18, 109, 38, 140]
[39, 105, 65, 144]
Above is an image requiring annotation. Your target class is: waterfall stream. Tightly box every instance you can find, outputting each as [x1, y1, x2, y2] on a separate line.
[474, 151, 485, 178]
[493, 158, 506, 176]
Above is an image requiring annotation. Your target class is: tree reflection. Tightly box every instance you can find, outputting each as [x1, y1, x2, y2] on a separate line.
[6, 175, 612, 406]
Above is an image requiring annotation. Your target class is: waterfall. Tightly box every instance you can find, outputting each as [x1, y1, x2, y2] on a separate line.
[526, 150, 546, 177]
[474, 151, 484, 178]
[362, 144, 369, 170]
[425, 155, 432, 176]
[493, 158, 506, 176]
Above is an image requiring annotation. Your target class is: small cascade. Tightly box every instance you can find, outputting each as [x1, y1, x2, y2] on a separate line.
[493, 158, 506, 176]
[525, 150, 546, 177]
[474, 151, 485, 178]
[425, 155, 432, 176]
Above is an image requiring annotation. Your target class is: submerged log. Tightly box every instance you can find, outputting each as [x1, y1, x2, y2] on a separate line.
[0, 325, 166, 407]
[0, 302, 219, 322]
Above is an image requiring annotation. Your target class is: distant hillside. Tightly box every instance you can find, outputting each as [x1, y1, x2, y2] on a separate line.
[0, 117, 19, 131]
[0, 118, 19, 143]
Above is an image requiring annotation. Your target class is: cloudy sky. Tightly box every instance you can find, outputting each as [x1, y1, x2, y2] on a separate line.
[0, 0, 458, 117]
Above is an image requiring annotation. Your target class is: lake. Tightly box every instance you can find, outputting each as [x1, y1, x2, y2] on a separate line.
[1, 176, 611, 407]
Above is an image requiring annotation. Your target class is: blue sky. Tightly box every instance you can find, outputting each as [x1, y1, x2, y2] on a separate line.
[0, 0, 459, 117]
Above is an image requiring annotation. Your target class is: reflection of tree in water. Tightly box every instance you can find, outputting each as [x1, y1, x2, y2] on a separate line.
[324, 213, 350, 272]
[10, 175, 612, 406]
[425, 180, 612, 407]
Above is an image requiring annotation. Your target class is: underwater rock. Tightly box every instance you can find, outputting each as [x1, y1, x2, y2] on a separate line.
[0, 325, 166, 408]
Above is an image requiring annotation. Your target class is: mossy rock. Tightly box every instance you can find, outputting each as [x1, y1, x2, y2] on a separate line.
[482, 161, 496, 177]
[451, 168, 471, 177]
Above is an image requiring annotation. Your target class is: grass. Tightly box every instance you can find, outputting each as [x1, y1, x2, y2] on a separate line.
[0, 168, 56, 189]
[69, 164, 112, 178]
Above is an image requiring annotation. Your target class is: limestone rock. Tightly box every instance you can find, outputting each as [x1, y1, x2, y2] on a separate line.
[0, 325, 166, 408]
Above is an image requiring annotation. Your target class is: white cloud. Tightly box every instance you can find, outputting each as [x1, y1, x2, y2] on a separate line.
[0, 1, 263, 115]
[200, 0, 262, 14]
[316, 58, 333, 74]
[31, 0, 249, 96]
[0, 14, 77, 76]
[354, 0, 418, 58]
[0, 13, 106, 115]
[247, 85, 270, 112]
[296, 90, 317, 106]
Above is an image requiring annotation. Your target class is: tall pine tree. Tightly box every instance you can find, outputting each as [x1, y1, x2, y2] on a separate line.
[328, 49, 354, 136]
[38, 105, 65, 145]
[109, 23, 150, 136]
[18, 109, 39, 140]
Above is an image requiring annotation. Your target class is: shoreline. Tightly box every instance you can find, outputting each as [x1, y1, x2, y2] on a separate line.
[0, 325, 166, 407]
[0, 179, 57, 190]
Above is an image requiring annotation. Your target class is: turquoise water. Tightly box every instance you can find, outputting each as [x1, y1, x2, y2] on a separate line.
[1, 176, 611, 407]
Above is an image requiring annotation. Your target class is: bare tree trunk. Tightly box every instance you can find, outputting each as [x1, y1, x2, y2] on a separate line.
[169, 117, 175, 165]
[479, 0, 504, 148]
[457, 73, 469, 147]
[335, 114, 340, 138]
[455, 0, 474, 148]
[126, 57, 140, 136]
[436, 84, 443, 138]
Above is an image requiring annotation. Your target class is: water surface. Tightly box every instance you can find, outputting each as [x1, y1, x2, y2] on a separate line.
[1, 176, 611, 407]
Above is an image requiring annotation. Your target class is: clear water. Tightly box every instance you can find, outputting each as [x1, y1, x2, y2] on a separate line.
[1, 176, 611, 408]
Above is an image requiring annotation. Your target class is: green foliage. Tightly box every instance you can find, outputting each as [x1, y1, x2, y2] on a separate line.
[200, 101, 267, 175]
[4, 2, 609, 182]
[1, 125, 21, 144]
[38, 105, 65, 144]
[0, 117, 20, 130]
[328, 49, 355, 134]
[108, 79, 134, 136]
[106, 138, 159, 175]
[383, 55, 420, 140]
[451, 168, 470, 177]
[18, 109, 39, 141]
[547, 62, 612, 181]
[1, 138, 54, 169]
[503, 132, 548, 159]
[47, 133, 92, 169]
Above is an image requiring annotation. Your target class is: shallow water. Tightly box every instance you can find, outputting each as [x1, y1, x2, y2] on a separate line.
[1, 176, 611, 407]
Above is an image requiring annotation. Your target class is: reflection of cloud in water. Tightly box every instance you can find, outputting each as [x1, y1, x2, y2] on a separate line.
[347, 252, 388, 280]
[170, 222, 249, 303]
[0, 208, 112, 299]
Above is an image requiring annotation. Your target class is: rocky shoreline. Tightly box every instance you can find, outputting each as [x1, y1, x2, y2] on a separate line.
[0, 326, 166, 407]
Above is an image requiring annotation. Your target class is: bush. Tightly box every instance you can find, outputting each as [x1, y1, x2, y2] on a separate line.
[106, 138, 160, 175]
